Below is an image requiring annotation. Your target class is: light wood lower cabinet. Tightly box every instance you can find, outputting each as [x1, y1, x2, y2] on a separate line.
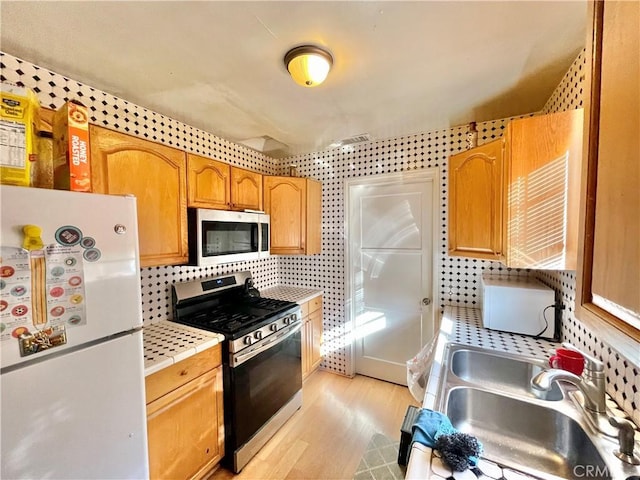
[301, 295, 323, 380]
[145, 345, 224, 480]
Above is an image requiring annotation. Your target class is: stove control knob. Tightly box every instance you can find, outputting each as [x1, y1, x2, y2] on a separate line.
[254, 331, 263, 340]
[290, 313, 298, 323]
[284, 316, 291, 326]
[243, 336, 253, 346]
[270, 323, 279, 332]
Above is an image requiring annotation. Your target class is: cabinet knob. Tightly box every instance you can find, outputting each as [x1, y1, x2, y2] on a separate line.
[422, 298, 431, 306]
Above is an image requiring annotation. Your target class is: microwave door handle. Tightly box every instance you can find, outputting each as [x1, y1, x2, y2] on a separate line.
[254, 224, 258, 252]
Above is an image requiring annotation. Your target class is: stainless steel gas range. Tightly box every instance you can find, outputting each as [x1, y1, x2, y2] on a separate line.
[171, 271, 302, 473]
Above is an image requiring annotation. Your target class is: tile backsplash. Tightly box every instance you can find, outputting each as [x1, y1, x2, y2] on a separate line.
[279, 48, 638, 424]
[2, 47, 637, 424]
[1, 51, 282, 326]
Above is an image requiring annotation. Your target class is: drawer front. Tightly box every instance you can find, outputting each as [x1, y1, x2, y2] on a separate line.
[300, 300, 309, 318]
[309, 295, 322, 314]
[145, 344, 221, 404]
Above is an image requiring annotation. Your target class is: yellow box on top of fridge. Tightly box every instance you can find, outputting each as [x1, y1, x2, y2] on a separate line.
[0, 83, 41, 186]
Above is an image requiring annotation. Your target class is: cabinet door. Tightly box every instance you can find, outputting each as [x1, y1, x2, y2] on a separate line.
[578, 0, 640, 341]
[309, 308, 323, 372]
[264, 176, 306, 254]
[590, 0, 639, 324]
[448, 139, 504, 260]
[90, 126, 188, 267]
[505, 110, 583, 269]
[147, 366, 224, 480]
[306, 179, 322, 255]
[187, 154, 231, 209]
[230, 167, 262, 211]
[301, 316, 311, 380]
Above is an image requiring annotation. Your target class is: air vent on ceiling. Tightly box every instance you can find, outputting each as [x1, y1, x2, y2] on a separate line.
[328, 133, 372, 149]
[342, 133, 371, 145]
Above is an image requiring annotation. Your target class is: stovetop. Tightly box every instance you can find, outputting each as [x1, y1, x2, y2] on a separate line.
[171, 272, 303, 341]
[177, 296, 298, 338]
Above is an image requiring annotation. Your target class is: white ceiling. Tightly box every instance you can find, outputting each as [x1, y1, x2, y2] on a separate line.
[1, 1, 587, 157]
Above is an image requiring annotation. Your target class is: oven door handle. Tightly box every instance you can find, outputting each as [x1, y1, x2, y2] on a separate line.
[231, 322, 302, 367]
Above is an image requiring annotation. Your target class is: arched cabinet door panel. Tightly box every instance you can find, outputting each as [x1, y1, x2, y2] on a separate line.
[90, 125, 188, 267]
[448, 139, 504, 261]
[230, 167, 263, 211]
[187, 154, 231, 210]
[263, 176, 321, 255]
[264, 177, 306, 254]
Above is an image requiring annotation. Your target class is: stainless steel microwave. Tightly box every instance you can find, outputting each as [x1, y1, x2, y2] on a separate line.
[188, 209, 270, 266]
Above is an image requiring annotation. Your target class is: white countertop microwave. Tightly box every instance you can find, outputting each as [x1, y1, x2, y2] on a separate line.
[188, 209, 270, 266]
[480, 273, 556, 339]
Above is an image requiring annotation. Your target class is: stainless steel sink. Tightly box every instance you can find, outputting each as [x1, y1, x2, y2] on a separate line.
[444, 386, 609, 479]
[449, 346, 563, 401]
[434, 343, 640, 480]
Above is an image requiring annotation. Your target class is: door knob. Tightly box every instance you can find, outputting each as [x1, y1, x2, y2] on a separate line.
[422, 298, 431, 306]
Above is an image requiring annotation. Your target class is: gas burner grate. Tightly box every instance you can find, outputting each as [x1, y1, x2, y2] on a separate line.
[172, 273, 300, 338]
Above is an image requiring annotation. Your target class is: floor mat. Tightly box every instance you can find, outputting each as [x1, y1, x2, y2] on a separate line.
[352, 433, 405, 480]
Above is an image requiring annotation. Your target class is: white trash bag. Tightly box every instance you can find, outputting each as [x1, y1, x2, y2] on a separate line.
[406, 336, 437, 403]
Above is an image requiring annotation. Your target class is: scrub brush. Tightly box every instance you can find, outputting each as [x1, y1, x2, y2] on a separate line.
[434, 431, 483, 472]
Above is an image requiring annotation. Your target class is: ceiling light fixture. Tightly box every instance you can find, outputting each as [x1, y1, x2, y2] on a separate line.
[284, 45, 333, 87]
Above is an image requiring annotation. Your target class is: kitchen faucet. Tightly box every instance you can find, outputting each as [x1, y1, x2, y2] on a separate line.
[531, 342, 606, 414]
[532, 343, 640, 466]
[530, 342, 619, 440]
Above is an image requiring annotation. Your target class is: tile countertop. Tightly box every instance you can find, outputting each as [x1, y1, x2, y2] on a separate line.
[143, 321, 224, 376]
[404, 306, 639, 480]
[260, 285, 323, 305]
[142, 286, 322, 377]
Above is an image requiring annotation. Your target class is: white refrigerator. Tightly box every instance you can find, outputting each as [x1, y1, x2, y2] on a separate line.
[0, 185, 149, 479]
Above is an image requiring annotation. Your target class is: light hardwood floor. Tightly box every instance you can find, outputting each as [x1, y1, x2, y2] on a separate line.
[209, 370, 419, 480]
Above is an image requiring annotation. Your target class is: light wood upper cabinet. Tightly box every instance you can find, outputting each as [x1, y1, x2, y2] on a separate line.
[577, 0, 639, 343]
[263, 176, 321, 255]
[306, 178, 322, 254]
[448, 109, 583, 270]
[187, 154, 231, 209]
[186, 157, 262, 211]
[230, 167, 262, 211]
[89, 125, 188, 267]
[448, 139, 504, 260]
[504, 110, 583, 270]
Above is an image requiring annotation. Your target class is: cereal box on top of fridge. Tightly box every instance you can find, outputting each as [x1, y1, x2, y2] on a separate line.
[0, 83, 41, 186]
[53, 100, 91, 192]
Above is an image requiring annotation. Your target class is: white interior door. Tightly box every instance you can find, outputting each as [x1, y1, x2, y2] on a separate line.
[347, 171, 437, 385]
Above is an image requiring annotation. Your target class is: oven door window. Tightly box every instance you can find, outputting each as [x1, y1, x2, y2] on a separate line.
[227, 330, 301, 448]
[201, 221, 259, 257]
